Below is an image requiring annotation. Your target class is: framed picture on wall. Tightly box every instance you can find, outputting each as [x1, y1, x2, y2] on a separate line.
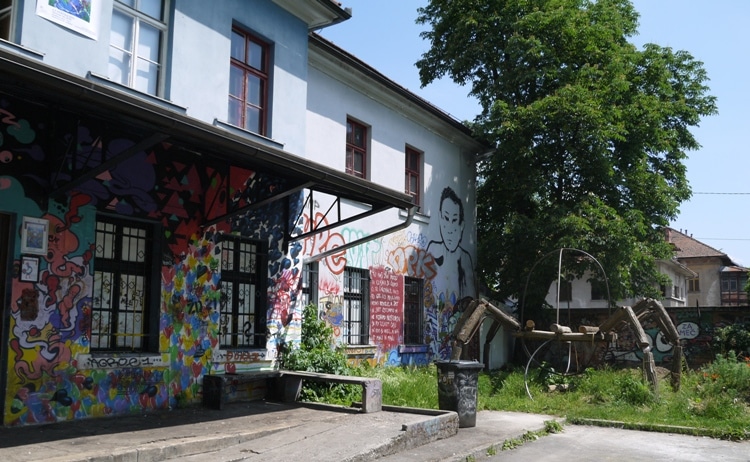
[20, 255, 40, 282]
[20, 216, 49, 256]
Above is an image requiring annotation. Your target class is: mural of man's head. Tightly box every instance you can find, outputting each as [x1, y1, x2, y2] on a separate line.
[438, 187, 464, 253]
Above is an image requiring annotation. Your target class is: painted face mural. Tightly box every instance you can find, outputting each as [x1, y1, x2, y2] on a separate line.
[427, 187, 475, 301]
[438, 192, 464, 253]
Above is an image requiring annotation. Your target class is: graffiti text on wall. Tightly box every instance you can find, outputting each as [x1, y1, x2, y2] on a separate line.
[301, 212, 346, 274]
[77, 354, 168, 370]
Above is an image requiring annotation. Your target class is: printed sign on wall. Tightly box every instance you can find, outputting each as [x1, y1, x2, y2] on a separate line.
[369, 266, 404, 349]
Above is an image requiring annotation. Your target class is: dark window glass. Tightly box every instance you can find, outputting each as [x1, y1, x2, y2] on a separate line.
[219, 235, 268, 348]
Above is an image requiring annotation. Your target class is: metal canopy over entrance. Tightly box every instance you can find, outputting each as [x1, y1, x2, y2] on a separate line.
[0, 48, 415, 255]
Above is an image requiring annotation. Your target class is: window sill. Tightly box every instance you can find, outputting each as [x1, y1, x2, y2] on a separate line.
[343, 344, 377, 357]
[398, 344, 429, 354]
[0, 39, 45, 60]
[214, 119, 285, 150]
[86, 72, 187, 114]
[75, 352, 168, 369]
[400, 208, 429, 224]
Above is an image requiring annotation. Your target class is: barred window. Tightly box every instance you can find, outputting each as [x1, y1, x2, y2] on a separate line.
[219, 236, 267, 348]
[92, 216, 156, 351]
[403, 277, 424, 345]
[300, 261, 318, 308]
[344, 267, 369, 345]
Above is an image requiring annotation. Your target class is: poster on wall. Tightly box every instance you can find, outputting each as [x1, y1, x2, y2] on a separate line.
[19, 255, 40, 282]
[36, 0, 102, 40]
[369, 266, 404, 350]
[20, 216, 48, 256]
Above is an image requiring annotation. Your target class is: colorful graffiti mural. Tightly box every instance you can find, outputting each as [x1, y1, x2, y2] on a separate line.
[300, 186, 477, 366]
[0, 91, 306, 426]
[567, 307, 748, 369]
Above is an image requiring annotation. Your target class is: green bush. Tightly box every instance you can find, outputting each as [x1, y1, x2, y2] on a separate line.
[280, 304, 355, 402]
[614, 372, 655, 406]
[696, 353, 750, 405]
[712, 323, 750, 357]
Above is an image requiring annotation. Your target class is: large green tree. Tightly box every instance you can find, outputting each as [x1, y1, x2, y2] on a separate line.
[417, 0, 717, 318]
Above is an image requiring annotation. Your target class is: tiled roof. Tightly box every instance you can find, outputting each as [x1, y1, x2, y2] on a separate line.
[664, 227, 728, 259]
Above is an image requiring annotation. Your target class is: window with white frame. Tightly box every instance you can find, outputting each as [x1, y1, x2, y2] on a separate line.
[108, 0, 167, 96]
[91, 215, 158, 351]
[688, 277, 700, 293]
[229, 26, 270, 135]
[0, 0, 15, 41]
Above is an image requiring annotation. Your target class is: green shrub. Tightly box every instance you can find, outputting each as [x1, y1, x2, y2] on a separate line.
[615, 372, 655, 406]
[697, 353, 750, 405]
[576, 367, 616, 404]
[280, 304, 356, 402]
[712, 323, 750, 357]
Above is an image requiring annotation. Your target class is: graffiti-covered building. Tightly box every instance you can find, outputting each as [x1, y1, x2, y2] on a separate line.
[304, 34, 483, 365]
[0, 0, 482, 427]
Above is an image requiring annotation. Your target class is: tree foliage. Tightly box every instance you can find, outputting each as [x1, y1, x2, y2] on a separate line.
[416, 0, 717, 315]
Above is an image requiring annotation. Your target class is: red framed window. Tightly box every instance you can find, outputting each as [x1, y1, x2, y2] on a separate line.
[405, 146, 421, 206]
[346, 119, 367, 178]
[229, 27, 269, 135]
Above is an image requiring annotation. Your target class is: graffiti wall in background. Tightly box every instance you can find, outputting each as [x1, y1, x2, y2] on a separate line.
[301, 186, 477, 366]
[0, 93, 302, 426]
[568, 307, 750, 369]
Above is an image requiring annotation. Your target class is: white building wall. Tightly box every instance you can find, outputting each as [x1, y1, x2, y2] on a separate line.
[13, 0, 311, 155]
[304, 45, 484, 364]
[545, 260, 693, 311]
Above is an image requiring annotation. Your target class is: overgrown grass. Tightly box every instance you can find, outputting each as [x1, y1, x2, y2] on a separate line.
[315, 355, 750, 441]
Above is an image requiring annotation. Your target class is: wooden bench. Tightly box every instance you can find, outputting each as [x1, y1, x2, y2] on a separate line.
[202, 369, 383, 413]
[277, 369, 382, 413]
[202, 371, 280, 410]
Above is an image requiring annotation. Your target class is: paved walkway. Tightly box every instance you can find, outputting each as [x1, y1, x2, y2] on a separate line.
[3, 400, 746, 461]
[0, 400, 558, 462]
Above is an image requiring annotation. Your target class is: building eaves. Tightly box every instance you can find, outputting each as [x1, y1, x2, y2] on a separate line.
[272, 0, 352, 30]
[308, 32, 479, 143]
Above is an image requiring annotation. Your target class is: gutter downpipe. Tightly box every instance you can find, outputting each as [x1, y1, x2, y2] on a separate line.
[300, 206, 417, 263]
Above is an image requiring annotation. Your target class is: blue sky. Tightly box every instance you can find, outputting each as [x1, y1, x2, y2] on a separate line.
[319, 1, 750, 265]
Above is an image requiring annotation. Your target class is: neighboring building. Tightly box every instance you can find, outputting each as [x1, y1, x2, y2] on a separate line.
[542, 228, 748, 328]
[0, 1, 481, 427]
[665, 227, 749, 307]
[539, 231, 750, 370]
[545, 257, 696, 311]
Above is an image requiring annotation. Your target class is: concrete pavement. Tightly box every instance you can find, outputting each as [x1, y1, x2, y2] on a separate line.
[0, 400, 558, 462]
[486, 424, 750, 461]
[2, 399, 744, 461]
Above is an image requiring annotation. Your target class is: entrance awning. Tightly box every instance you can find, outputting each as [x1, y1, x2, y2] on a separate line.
[0, 47, 416, 255]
